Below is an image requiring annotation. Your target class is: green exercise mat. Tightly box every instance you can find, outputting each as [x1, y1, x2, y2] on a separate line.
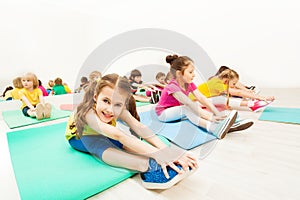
[259, 106, 300, 124]
[2, 107, 71, 129]
[7, 122, 135, 200]
[136, 101, 151, 107]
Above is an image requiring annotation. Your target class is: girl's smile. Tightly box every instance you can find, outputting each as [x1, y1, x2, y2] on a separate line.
[94, 86, 127, 123]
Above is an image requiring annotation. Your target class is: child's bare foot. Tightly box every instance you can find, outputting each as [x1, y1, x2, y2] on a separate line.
[36, 103, 44, 120]
[44, 103, 52, 118]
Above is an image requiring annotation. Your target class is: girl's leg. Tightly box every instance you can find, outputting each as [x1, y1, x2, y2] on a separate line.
[157, 105, 186, 122]
[69, 135, 149, 172]
[182, 105, 209, 129]
[69, 136, 149, 172]
[208, 96, 249, 109]
[102, 148, 149, 172]
[158, 105, 209, 129]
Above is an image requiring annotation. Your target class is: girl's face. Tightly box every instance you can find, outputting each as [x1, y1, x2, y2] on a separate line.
[181, 64, 195, 84]
[229, 78, 239, 88]
[94, 86, 127, 123]
[157, 76, 166, 84]
[22, 78, 34, 90]
[133, 76, 142, 83]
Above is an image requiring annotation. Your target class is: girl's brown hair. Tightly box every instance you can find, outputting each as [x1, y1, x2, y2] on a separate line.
[74, 73, 140, 136]
[166, 54, 193, 78]
[129, 69, 142, 81]
[54, 77, 63, 85]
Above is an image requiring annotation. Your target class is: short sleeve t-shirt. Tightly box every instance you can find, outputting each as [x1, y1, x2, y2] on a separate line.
[65, 114, 117, 141]
[19, 88, 43, 109]
[155, 79, 197, 116]
[197, 77, 228, 98]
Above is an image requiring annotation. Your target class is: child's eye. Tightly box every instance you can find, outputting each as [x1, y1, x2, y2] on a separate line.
[103, 99, 110, 104]
[114, 103, 122, 107]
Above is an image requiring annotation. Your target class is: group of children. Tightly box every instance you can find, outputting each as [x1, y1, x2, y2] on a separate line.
[1, 55, 275, 190]
[63, 54, 275, 190]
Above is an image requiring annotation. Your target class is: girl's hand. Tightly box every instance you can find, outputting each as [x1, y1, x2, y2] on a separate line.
[174, 152, 198, 171]
[265, 96, 275, 101]
[210, 115, 226, 122]
[150, 144, 187, 178]
[29, 106, 36, 112]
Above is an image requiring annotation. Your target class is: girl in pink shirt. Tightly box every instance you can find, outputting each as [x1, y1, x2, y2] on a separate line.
[155, 55, 237, 139]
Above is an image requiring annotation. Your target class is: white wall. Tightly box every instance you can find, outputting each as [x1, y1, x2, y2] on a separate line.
[1, 0, 299, 94]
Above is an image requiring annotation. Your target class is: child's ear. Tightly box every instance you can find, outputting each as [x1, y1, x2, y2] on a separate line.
[175, 70, 181, 78]
[93, 94, 97, 102]
[223, 79, 229, 84]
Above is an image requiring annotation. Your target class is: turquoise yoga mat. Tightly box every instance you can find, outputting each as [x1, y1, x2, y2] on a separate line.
[7, 122, 135, 200]
[259, 106, 300, 124]
[136, 101, 151, 107]
[2, 107, 71, 129]
[139, 110, 217, 150]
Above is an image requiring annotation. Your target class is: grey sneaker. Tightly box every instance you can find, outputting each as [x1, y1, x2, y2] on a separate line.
[228, 119, 254, 133]
[211, 110, 238, 139]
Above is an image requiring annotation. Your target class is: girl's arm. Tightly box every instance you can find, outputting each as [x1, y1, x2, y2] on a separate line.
[21, 96, 35, 110]
[228, 87, 275, 101]
[39, 95, 45, 104]
[234, 82, 251, 92]
[86, 109, 159, 154]
[118, 109, 167, 149]
[172, 91, 213, 120]
[192, 89, 222, 116]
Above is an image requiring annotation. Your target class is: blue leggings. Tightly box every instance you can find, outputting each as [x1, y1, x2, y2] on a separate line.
[68, 135, 123, 161]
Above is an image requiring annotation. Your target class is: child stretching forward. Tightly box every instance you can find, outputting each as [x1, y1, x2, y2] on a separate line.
[65, 73, 198, 189]
[19, 73, 52, 120]
[155, 55, 238, 139]
[192, 69, 275, 112]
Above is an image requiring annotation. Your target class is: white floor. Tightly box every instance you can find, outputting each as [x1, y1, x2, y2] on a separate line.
[1, 89, 300, 200]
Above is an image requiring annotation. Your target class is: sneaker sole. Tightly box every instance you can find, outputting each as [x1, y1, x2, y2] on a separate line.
[218, 111, 238, 139]
[141, 169, 195, 190]
[228, 120, 254, 133]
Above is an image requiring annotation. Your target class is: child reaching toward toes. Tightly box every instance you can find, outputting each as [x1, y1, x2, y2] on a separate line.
[19, 72, 52, 120]
[191, 69, 275, 112]
[65, 73, 198, 190]
[155, 55, 238, 139]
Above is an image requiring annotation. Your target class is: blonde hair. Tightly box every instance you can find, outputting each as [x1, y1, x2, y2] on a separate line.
[89, 70, 102, 82]
[218, 69, 239, 81]
[22, 73, 39, 89]
[13, 77, 23, 88]
[74, 73, 139, 136]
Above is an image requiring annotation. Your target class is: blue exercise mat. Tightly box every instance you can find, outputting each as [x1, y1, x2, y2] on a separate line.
[139, 110, 217, 150]
[259, 106, 300, 124]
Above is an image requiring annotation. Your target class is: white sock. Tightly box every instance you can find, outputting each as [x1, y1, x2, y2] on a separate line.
[206, 121, 218, 132]
[247, 100, 255, 107]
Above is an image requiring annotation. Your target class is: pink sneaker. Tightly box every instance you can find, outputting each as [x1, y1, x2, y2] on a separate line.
[249, 100, 272, 112]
